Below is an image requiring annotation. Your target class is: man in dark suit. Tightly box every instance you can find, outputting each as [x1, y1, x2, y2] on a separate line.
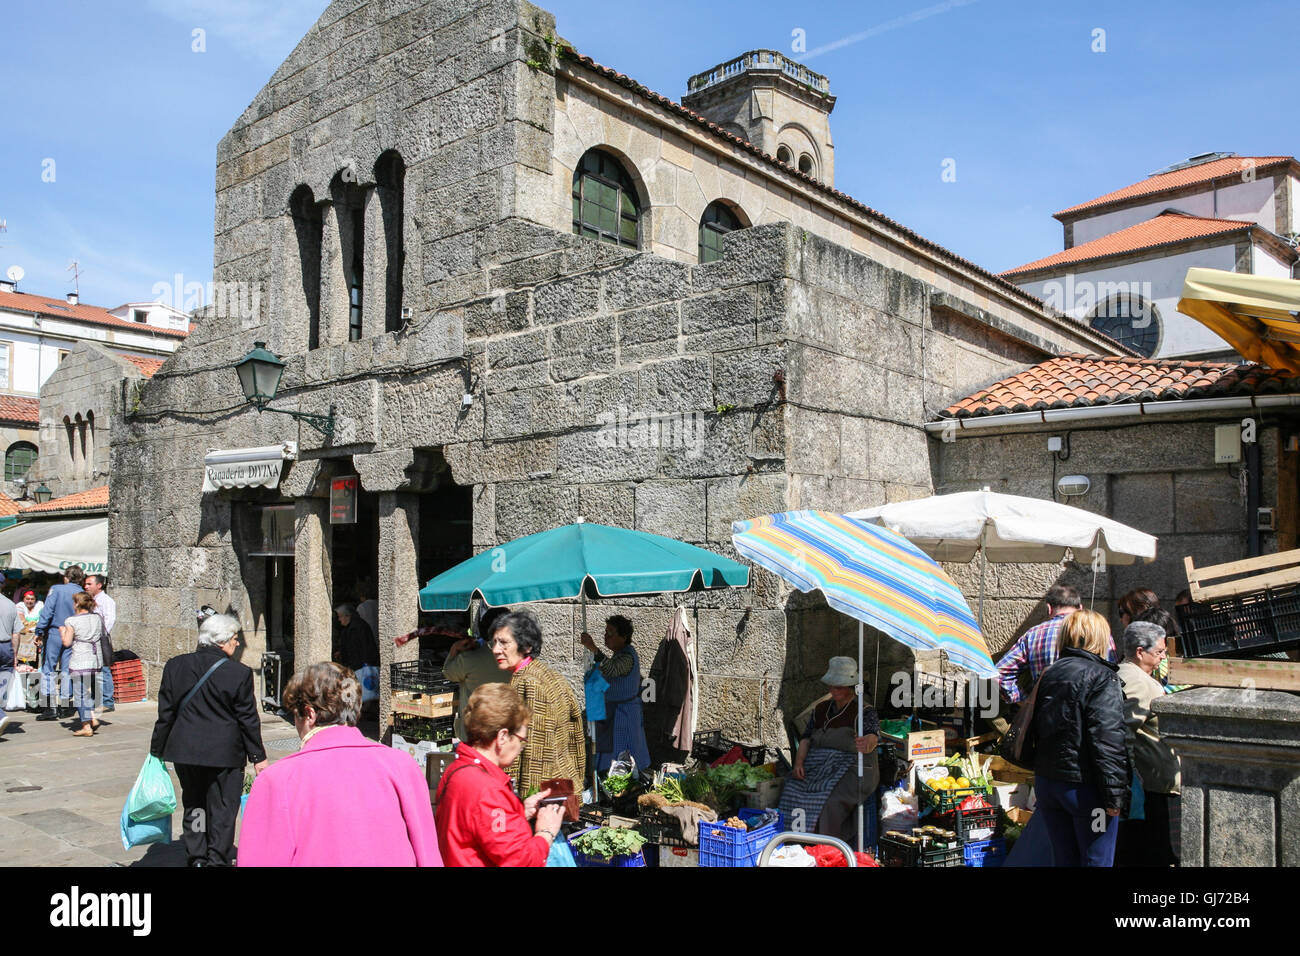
[150, 613, 268, 866]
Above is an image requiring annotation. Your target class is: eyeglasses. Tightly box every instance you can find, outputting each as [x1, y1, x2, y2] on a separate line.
[505, 729, 527, 743]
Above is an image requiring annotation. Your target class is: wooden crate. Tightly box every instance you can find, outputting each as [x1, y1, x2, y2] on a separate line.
[1185, 549, 1300, 602]
[392, 689, 455, 718]
[1167, 657, 1300, 692]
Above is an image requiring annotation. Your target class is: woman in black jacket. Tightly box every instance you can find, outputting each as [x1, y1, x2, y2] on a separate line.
[1029, 609, 1131, 867]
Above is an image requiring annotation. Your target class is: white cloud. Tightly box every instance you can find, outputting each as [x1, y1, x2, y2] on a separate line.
[147, 0, 329, 66]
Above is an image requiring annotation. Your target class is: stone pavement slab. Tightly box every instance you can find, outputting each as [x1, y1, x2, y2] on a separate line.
[0, 700, 300, 867]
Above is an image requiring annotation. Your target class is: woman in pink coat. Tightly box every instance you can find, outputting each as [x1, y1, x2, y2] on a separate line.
[238, 662, 442, 867]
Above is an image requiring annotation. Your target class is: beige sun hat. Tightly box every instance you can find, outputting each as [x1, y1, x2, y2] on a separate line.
[820, 655, 860, 687]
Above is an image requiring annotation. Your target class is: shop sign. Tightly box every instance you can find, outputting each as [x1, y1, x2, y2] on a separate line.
[330, 475, 359, 524]
[202, 443, 297, 492]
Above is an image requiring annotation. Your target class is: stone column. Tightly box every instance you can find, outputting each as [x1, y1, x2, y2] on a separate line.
[293, 496, 334, 670]
[319, 201, 348, 347]
[364, 189, 387, 340]
[378, 492, 420, 731]
[1153, 687, 1300, 867]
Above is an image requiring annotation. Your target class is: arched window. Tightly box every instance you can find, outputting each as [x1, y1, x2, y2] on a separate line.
[290, 185, 323, 350]
[86, 410, 95, 472]
[374, 151, 407, 334]
[63, 416, 76, 467]
[698, 201, 745, 264]
[5, 442, 36, 482]
[572, 149, 640, 248]
[798, 154, 815, 177]
[776, 145, 793, 166]
[1089, 294, 1162, 358]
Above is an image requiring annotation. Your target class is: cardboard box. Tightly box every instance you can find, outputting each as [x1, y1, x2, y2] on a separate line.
[392, 733, 440, 770]
[906, 730, 946, 767]
[738, 776, 785, 810]
[1005, 807, 1033, 827]
[991, 780, 1034, 811]
[393, 689, 456, 719]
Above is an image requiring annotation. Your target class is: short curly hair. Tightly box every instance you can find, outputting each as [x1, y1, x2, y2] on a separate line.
[489, 610, 543, 657]
[463, 683, 531, 748]
[283, 662, 362, 728]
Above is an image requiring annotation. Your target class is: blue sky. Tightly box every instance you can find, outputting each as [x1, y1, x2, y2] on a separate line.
[0, 0, 1293, 309]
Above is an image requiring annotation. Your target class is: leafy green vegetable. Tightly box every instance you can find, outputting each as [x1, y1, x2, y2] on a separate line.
[604, 773, 633, 796]
[572, 826, 646, 861]
[656, 776, 685, 803]
[680, 770, 714, 804]
[242, 772, 255, 796]
[706, 762, 774, 806]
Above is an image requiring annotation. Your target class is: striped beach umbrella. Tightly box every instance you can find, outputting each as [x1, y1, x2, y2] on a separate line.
[731, 510, 994, 678]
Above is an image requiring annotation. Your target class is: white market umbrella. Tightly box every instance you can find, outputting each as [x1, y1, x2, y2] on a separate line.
[0, 517, 108, 575]
[848, 490, 1158, 621]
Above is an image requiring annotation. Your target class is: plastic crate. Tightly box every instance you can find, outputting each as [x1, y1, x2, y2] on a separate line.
[878, 829, 960, 867]
[110, 659, 146, 703]
[937, 803, 1001, 843]
[568, 827, 647, 867]
[638, 807, 692, 848]
[393, 712, 455, 744]
[963, 836, 1007, 867]
[692, 729, 768, 767]
[1176, 586, 1300, 658]
[390, 660, 455, 694]
[698, 808, 783, 867]
[917, 774, 995, 814]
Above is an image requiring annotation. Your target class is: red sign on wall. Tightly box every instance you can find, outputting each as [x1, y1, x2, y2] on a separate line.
[330, 476, 358, 525]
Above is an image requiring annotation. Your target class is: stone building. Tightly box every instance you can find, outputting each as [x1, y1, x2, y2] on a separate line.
[110, 0, 1124, 742]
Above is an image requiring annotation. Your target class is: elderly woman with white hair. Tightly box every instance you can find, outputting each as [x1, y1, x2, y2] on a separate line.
[1117, 620, 1181, 867]
[149, 612, 268, 867]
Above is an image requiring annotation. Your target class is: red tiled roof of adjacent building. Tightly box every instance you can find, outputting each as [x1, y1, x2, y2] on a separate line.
[0, 492, 19, 517]
[0, 395, 39, 427]
[122, 354, 166, 377]
[0, 290, 189, 339]
[19, 484, 109, 514]
[940, 354, 1300, 420]
[561, 49, 1090, 323]
[1001, 212, 1253, 277]
[1055, 156, 1296, 219]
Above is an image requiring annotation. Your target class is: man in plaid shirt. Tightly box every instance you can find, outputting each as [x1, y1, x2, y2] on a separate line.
[997, 585, 1115, 703]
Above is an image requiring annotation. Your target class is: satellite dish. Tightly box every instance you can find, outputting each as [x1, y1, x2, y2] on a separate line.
[5, 265, 23, 282]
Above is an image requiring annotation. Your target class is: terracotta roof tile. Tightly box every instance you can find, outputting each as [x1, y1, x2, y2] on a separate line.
[20, 485, 108, 514]
[940, 355, 1300, 420]
[122, 354, 166, 377]
[0, 492, 19, 517]
[1002, 212, 1253, 277]
[1056, 156, 1296, 219]
[0, 291, 189, 339]
[0, 395, 39, 426]
[561, 48, 1071, 320]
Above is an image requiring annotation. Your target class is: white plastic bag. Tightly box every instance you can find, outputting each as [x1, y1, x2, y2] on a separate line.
[879, 784, 919, 833]
[767, 845, 817, 867]
[3, 672, 24, 710]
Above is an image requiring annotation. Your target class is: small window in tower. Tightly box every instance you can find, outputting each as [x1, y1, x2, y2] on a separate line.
[798, 154, 814, 176]
[776, 145, 793, 166]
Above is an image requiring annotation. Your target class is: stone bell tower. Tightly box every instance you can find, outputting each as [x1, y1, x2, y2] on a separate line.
[682, 50, 836, 186]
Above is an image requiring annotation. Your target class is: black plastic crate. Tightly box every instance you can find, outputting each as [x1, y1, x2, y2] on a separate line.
[692, 729, 767, 767]
[937, 804, 1001, 843]
[393, 713, 455, 744]
[879, 829, 960, 867]
[638, 808, 692, 848]
[391, 660, 455, 694]
[1176, 586, 1300, 659]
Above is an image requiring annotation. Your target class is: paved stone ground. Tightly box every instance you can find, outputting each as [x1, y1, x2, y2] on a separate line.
[0, 701, 301, 867]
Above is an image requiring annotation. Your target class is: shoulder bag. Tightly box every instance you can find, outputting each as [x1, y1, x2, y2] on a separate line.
[998, 676, 1043, 768]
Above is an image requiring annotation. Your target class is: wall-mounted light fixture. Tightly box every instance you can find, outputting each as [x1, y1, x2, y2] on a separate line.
[235, 342, 335, 437]
[32, 483, 53, 505]
[1056, 474, 1090, 497]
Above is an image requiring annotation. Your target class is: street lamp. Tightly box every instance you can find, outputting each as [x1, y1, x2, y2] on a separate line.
[32, 484, 53, 505]
[235, 342, 334, 437]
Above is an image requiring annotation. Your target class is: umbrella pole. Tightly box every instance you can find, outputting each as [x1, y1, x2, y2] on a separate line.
[582, 591, 597, 801]
[858, 620, 864, 855]
[978, 547, 986, 631]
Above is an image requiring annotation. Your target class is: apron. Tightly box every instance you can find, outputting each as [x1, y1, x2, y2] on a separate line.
[595, 646, 651, 772]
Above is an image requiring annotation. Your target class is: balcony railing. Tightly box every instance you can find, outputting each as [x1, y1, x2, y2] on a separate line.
[686, 51, 830, 96]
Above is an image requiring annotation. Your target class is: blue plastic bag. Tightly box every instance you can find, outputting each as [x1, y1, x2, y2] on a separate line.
[356, 665, 380, 704]
[584, 666, 609, 722]
[127, 755, 177, 823]
[546, 836, 577, 867]
[120, 797, 171, 850]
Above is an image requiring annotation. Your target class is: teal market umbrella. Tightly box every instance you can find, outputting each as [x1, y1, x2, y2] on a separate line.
[418, 520, 751, 796]
[418, 520, 750, 611]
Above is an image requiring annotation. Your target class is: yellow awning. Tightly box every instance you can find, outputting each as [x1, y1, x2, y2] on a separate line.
[1177, 267, 1300, 372]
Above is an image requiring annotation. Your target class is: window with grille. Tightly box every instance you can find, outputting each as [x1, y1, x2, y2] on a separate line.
[572, 150, 640, 248]
[698, 201, 744, 264]
[5, 442, 36, 481]
[1089, 295, 1162, 358]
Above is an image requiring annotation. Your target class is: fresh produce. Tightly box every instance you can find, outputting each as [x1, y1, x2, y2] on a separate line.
[571, 826, 646, 862]
[725, 816, 745, 828]
[655, 776, 686, 804]
[706, 762, 774, 807]
[604, 773, 633, 796]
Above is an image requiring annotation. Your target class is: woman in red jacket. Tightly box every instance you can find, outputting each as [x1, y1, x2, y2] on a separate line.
[436, 683, 566, 866]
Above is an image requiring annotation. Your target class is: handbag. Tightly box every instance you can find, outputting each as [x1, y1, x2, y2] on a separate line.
[998, 677, 1042, 768]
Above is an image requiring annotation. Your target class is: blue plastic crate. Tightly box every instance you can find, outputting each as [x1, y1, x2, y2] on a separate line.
[963, 836, 1007, 868]
[568, 826, 648, 868]
[698, 808, 784, 867]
